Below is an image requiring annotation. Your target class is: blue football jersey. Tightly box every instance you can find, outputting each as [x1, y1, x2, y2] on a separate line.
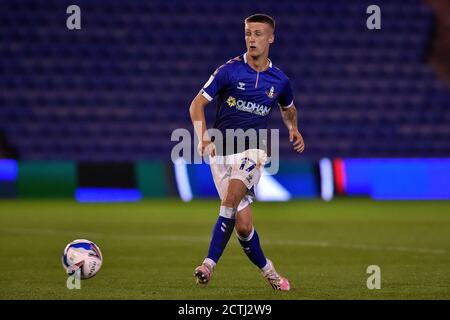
[200, 53, 294, 155]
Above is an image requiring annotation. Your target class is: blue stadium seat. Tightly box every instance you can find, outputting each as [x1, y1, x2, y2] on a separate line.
[0, 0, 448, 160]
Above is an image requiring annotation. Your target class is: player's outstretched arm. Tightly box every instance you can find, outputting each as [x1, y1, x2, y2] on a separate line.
[280, 104, 305, 153]
[189, 93, 215, 156]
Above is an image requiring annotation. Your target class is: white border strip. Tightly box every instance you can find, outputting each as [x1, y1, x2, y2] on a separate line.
[279, 100, 294, 109]
[256, 168, 291, 201]
[319, 158, 334, 202]
[201, 90, 213, 102]
[173, 158, 193, 202]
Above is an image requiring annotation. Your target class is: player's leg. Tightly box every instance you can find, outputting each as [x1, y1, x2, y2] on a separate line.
[206, 179, 247, 264]
[235, 204, 267, 269]
[205, 179, 247, 262]
[194, 178, 247, 284]
[235, 203, 291, 291]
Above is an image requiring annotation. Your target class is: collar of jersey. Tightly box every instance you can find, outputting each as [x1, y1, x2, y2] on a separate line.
[243, 52, 273, 72]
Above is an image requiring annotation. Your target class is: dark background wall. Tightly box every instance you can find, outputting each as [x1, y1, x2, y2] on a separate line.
[0, 0, 449, 161]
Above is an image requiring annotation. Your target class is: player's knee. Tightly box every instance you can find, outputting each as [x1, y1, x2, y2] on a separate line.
[235, 222, 253, 239]
[222, 193, 240, 208]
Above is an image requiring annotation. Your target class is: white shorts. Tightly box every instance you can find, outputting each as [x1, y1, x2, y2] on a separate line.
[209, 149, 268, 212]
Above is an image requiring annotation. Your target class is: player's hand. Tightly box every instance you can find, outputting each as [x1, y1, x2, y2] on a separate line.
[289, 129, 305, 153]
[197, 140, 216, 157]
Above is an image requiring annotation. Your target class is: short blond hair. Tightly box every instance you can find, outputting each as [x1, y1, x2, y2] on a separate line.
[244, 14, 275, 31]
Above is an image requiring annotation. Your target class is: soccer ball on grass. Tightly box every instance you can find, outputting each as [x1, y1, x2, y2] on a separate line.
[62, 239, 103, 279]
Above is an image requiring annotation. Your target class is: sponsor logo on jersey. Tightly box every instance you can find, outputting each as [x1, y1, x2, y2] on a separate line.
[227, 96, 237, 107]
[226, 96, 271, 116]
[237, 82, 246, 90]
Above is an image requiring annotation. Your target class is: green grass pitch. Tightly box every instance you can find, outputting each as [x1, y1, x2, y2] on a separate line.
[0, 198, 449, 300]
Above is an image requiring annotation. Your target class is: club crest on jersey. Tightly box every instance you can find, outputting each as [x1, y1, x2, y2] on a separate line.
[237, 82, 246, 90]
[266, 86, 276, 99]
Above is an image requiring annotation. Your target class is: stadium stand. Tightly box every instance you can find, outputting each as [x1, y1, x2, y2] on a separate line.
[0, 0, 449, 161]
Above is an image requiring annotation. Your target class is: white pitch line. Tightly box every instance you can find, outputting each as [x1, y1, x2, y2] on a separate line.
[265, 239, 447, 255]
[0, 227, 107, 239]
[147, 235, 448, 255]
[1, 228, 446, 255]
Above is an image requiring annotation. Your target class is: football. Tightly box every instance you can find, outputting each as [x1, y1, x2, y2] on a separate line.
[62, 239, 103, 279]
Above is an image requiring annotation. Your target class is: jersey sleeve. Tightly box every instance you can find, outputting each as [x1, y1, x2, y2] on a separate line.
[200, 64, 230, 102]
[277, 79, 294, 109]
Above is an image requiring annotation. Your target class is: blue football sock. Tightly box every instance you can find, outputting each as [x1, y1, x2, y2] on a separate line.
[237, 228, 268, 269]
[206, 206, 236, 264]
